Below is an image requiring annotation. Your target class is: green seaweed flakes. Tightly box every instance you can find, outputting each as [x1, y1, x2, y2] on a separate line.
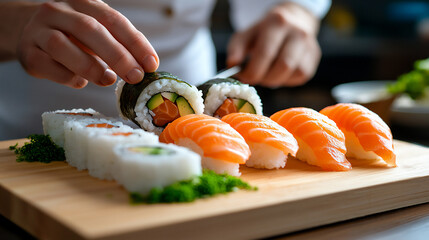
[9, 134, 65, 163]
[130, 170, 257, 204]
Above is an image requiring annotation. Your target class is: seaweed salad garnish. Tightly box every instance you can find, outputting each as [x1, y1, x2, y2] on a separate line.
[9, 134, 65, 163]
[130, 170, 257, 204]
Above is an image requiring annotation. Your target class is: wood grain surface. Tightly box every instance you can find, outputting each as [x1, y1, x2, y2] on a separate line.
[1, 139, 429, 240]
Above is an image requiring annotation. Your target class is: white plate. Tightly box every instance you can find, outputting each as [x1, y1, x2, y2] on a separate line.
[331, 80, 429, 127]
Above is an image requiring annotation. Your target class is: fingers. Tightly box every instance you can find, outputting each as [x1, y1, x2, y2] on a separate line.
[235, 16, 289, 85]
[261, 34, 306, 87]
[36, 2, 143, 84]
[63, 0, 159, 73]
[19, 47, 88, 89]
[35, 28, 116, 86]
[261, 37, 321, 88]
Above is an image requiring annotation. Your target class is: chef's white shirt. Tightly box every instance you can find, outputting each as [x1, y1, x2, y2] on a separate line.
[0, 0, 331, 140]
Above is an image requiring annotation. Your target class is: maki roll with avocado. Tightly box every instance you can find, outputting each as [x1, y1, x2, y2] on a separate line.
[198, 78, 263, 118]
[42, 108, 104, 148]
[87, 129, 159, 180]
[64, 118, 133, 170]
[116, 72, 204, 135]
[112, 143, 202, 194]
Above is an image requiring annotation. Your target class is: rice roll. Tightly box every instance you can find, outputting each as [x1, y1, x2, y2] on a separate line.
[116, 71, 204, 135]
[112, 143, 201, 194]
[64, 118, 132, 170]
[42, 108, 104, 147]
[87, 129, 159, 180]
[198, 78, 263, 118]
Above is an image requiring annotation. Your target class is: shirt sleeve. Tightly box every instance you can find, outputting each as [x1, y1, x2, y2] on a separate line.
[229, 0, 331, 31]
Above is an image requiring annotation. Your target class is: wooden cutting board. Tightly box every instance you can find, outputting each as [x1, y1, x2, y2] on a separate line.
[1, 139, 429, 240]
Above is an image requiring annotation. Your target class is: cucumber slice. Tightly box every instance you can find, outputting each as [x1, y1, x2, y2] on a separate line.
[176, 97, 195, 116]
[232, 98, 246, 110]
[161, 92, 178, 102]
[129, 146, 174, 155]
[147, 93, 164, 110]
[238, 102, 256, 114]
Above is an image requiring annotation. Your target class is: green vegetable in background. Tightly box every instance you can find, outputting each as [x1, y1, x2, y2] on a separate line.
[130, 170, 257, 204]
[387, 58, 429, 100]
[9, 134, 65, 163]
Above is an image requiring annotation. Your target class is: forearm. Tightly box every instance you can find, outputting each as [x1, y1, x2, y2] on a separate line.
[0, 2, 39, 61]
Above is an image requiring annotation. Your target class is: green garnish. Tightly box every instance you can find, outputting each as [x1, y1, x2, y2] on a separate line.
[130, 170, 257, 204]
[387, 58, 429, 99]
[128, 146, 175, 155]
[9, 134, 65, 163]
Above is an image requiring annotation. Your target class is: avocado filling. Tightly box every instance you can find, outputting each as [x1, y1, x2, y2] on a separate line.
[128, 146, 175, 155]
[146, 92, 195, 127]
[214, 98, 256, 118]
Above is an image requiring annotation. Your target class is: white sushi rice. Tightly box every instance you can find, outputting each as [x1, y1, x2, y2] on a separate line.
[115, 80, 126, 119]
[246, 142, 287, 169]
[64, 118, 132, 170]
[295, 138, 319, 167]
[112, 143, 202, 194]
[115, 79, 204, 135]
[86, 129, 159, 180]
[343, 130, 380, 160]
[203, 82, 263, 116]
[42, 108, 103, 147]
[177, 138, 241, 176]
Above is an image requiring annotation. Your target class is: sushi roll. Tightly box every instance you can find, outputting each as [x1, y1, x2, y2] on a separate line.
[221, 113, 298, 169]
[198, 78, 263, 118]
[87, 129, 159, 180]
[271, 107, 351, 171]
[64, 118, 132, 170]
[159, 114, 250, 176]
[42, 108, 104, 147]
[113, 143, 201, 194]
[116, 71, 204, 135]
[320, 103, 396, 167]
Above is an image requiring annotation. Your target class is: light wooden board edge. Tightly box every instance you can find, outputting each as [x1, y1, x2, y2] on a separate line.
[94, 176, 429, 240]
[2, 174, 428, 240]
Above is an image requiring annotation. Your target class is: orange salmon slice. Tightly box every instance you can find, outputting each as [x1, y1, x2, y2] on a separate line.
[86, 123, 116, 128]
[151, 98, 180, 127]
[214, 98, 237, 118]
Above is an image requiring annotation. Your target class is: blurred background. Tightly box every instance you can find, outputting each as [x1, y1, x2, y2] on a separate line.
[211, 0, 429, 145]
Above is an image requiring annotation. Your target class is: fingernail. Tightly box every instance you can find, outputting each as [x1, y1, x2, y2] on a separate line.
[126, 68, 144, 83]
[102, 68, 117, 86]
[74, 76, 88, 89]
[142, 55, 158, 72]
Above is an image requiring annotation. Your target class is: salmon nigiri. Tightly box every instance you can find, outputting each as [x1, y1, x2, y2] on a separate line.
[159, 114, 250, 176]
[270, 107, 351, 171]
[221, 113, 298, 169]
[320, 103, 396, 167]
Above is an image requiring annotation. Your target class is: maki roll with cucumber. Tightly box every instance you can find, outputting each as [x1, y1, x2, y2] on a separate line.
[198, 78, 263, 118]
[112, 143, 202, 194]
[116, 72, 204, 135]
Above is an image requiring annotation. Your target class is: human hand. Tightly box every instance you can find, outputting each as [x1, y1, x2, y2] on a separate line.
[227, 2, 321, 88]
[17, 0, 159, 88]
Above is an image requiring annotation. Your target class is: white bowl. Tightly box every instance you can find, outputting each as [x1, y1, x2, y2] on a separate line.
[332, 80, 429, 127]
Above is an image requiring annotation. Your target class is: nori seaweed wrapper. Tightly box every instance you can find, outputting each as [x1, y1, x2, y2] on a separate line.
[119, 71, 190, 127]
[198, 78, 242, 100]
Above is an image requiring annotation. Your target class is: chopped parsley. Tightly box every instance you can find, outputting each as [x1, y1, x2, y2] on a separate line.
[130, 170, 257, 204]
[9, 134, 65, 163]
